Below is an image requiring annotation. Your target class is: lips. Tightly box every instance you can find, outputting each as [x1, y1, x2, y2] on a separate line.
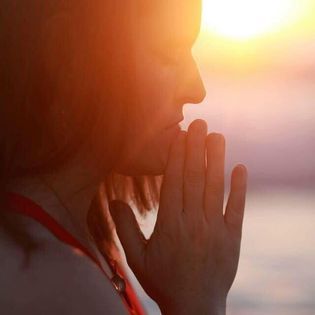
[166, 116, 184, 129]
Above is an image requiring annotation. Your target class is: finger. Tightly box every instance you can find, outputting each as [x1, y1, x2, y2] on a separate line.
[109, 200, 146, 273]
[183, 120, 207, 216]
[224, 165, 248, 240]
[205, 133, 225, 224]
[157, 130, 186, 226]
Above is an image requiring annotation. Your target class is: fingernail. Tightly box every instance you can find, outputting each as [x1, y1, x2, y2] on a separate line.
[191, 119, 207, 132]
[208, 132, 225, 144]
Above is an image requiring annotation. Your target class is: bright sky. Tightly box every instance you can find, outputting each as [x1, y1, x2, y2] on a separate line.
[196, 0, 315, 70]
[183, 0, 315, 184]
[201, 0, 300, 41]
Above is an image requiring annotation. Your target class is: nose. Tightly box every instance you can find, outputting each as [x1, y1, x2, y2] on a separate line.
[175, 58, 206, 106]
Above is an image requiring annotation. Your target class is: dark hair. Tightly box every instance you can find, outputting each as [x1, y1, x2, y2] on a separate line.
[0, 1, 161, 261]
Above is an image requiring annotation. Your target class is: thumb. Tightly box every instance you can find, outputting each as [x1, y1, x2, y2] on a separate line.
[109, 200, 146, 272]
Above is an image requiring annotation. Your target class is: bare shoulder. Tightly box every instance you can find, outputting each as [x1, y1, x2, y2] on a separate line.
[0, 216, 129, 315]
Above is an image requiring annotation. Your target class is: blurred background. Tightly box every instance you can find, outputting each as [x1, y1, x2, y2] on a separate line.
[126, 1, 315, 314]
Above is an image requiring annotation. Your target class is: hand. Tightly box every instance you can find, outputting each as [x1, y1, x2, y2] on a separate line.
[109, 120, 248, 315]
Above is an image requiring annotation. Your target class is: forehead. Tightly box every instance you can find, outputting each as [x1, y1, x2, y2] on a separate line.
[137, 0, 202, 46]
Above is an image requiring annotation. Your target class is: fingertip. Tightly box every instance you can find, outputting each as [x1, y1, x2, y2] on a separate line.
[233, 164, 248, 179]
[231, 166, 247, 193]
[188, 119, 208, 133]
[206, 132, 225, 146]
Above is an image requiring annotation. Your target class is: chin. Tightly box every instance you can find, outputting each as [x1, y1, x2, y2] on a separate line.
[117, 150, 168, 176]
[116, 125, 180, 176]
[115, 139, 171, 176]
[139, 156, 168, 176]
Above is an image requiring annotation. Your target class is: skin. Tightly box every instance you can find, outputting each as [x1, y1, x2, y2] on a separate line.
[114, 0, 206, 175]
[110, 123, 247, 315]
[5, 0, 247, 314]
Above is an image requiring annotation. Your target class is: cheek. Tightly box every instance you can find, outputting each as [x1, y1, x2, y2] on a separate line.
[114, 47, 180, 175]
[134, 48, 178, 130]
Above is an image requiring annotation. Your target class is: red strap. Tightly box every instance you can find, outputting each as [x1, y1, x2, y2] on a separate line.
[5, 192, 146, 315]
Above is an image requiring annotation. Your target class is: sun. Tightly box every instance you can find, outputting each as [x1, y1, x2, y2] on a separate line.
[202, 0, 297, 40]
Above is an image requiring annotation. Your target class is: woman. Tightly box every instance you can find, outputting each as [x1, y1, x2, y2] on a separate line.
[0, 1, 247, 314]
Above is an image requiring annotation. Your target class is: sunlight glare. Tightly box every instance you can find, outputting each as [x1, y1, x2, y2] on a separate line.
[202, 0, 297, 40]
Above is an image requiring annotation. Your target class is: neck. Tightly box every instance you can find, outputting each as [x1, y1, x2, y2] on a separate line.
[39, 174, 99, 241]
[7, 175, 98, 246]
[6, 155, 108, 256]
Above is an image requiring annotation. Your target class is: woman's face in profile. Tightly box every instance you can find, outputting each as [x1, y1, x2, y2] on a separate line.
[113, 0, 206, 176]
